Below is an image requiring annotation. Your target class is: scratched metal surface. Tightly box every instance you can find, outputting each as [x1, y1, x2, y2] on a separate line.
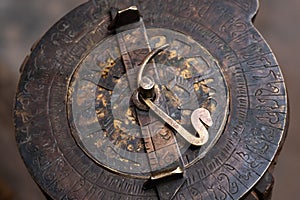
[0, 0, 298, 199]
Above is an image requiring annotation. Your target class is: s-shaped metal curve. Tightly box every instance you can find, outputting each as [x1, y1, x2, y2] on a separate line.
[137, 44, 212, 146]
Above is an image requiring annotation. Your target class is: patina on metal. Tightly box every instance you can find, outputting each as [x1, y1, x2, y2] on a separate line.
[137, 44, 212, 146]
[14, 0, 288, 199]
[110, 8, 186, 199]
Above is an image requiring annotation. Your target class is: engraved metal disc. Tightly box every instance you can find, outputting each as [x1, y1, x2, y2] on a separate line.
[68, 28, 229, 178]
[14, 0, 288, 199]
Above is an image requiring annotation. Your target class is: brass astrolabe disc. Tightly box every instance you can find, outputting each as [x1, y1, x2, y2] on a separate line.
[14, 0, 288, 199]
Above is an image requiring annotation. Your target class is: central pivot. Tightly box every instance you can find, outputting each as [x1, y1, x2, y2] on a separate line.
[139, 76, 156, 99]
[132, 44, 169, 110]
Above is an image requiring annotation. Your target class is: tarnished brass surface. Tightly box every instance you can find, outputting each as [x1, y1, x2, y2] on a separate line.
[67, 27, 229, 176]
[14, 0, 288, 199]
[142, 98, 210, 146]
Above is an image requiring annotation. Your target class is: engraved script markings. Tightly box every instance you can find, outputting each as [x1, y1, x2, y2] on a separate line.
[68, 27, 229, 179]
[245, 66, 287, 131]
[145, 7, 259, 198]
[45, 7, 118, 197]
[14, 1, 286, 199]
[16, 2, 153, 198]
[152, 3, 287, 199]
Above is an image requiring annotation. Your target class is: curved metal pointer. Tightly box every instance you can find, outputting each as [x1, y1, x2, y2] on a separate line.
[137, 44, 169, 86]
[191, 108, 213, 143]
[138, 44, 212, 146]
[142, 97, 209, 146]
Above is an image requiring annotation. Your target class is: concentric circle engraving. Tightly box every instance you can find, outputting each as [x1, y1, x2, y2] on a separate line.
[14, 0, 287, 199]
[68, 28, 229, 177]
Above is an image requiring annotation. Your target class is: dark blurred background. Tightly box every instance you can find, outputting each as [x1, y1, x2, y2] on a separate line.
[0, 0, 299, 199]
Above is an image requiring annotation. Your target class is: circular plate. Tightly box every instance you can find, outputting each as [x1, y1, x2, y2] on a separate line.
[14, 0, 288, 199]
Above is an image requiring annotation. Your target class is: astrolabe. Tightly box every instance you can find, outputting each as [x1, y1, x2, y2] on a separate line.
[14, 0, 288, 199]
